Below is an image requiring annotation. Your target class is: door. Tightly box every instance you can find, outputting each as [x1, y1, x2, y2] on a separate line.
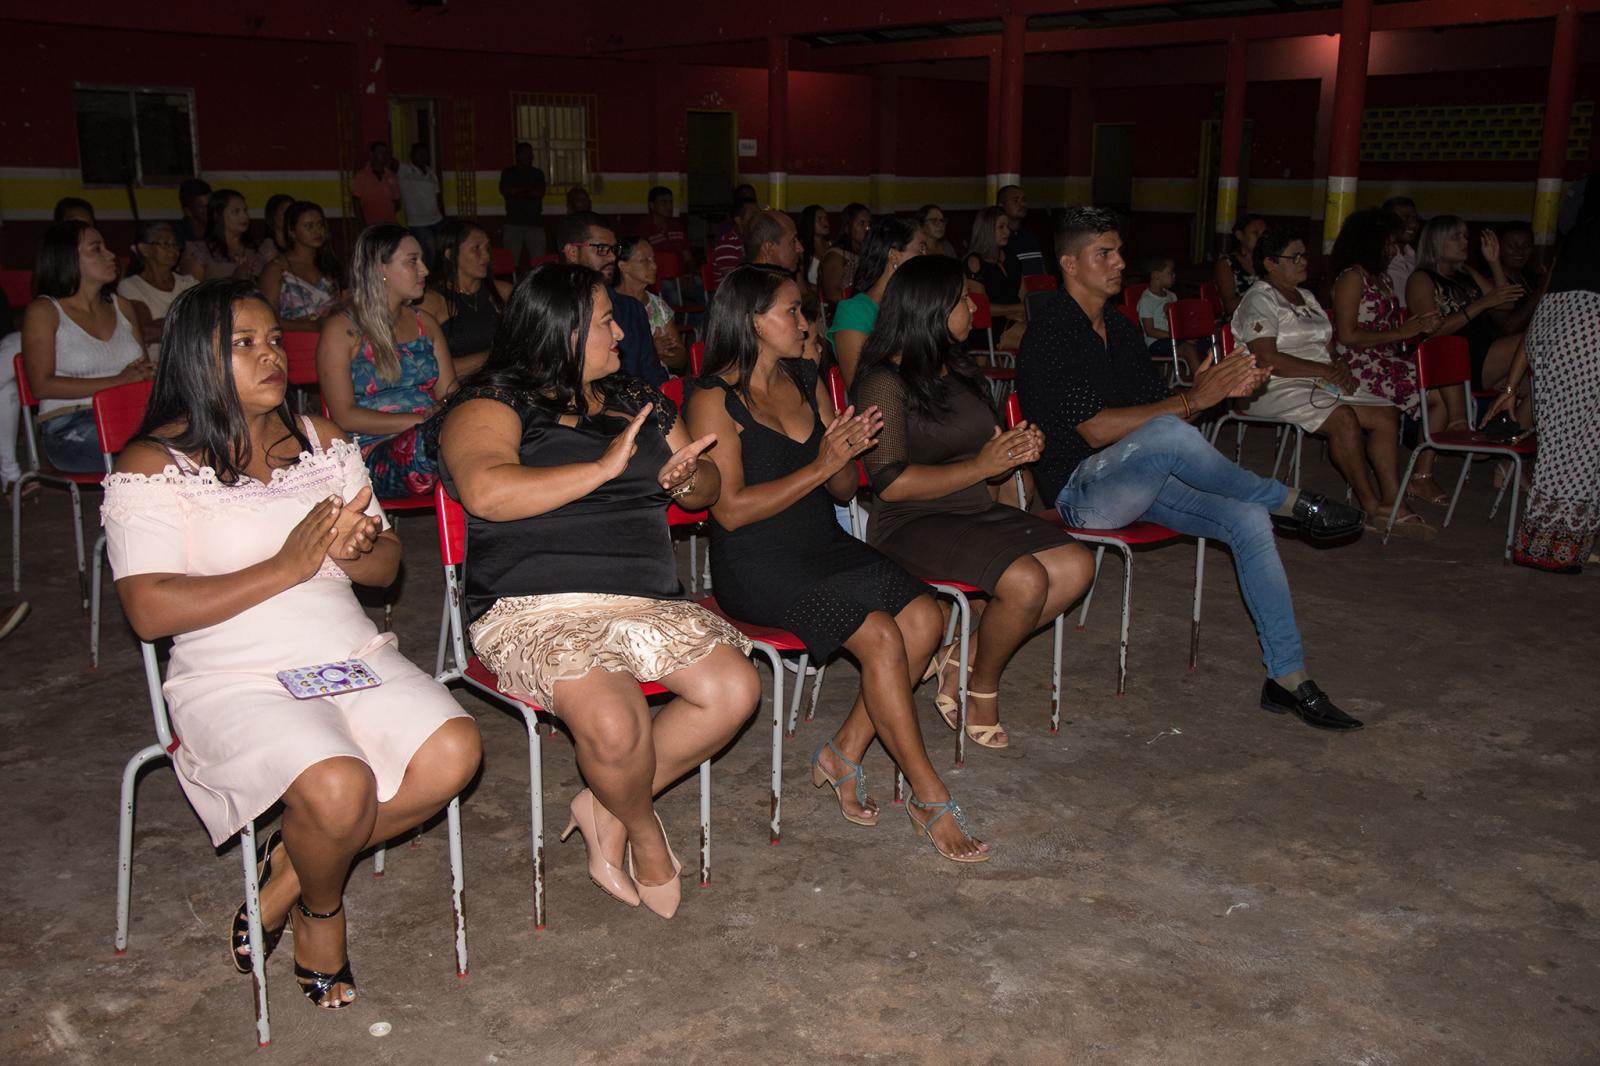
[686, 110, 737, 215]
[388, 97, 438, 168]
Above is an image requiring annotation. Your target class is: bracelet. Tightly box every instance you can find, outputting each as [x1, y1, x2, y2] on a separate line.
[1178, 391, 1193, 419]
[667, 471, 697, 500]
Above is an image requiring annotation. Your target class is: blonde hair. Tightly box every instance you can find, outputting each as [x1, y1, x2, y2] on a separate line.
[347, 224, 411, 384]
[967, 206, 1006, 262]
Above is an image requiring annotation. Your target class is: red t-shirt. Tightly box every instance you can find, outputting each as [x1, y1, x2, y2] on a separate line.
[709, 227, 744, 283]
[352, 167, 400, 223]
[637, 215, 689, 261]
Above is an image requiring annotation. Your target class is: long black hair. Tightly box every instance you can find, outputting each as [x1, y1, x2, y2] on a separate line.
[132, 279, 309, 483]
[203, 189, 257, 260]
[1331, 208, 1402, 278]
[469, 262, 607, 415]
[282, 200, 343, 290]
[697, 264, 808, 402]
[836, 202, 870, 254]
[429, 219, 504, 310]
[852, 215, 920, 295]
[263, 193, 295, 250]
[856, 255, 987, 419]
[35, 220, 113, 302]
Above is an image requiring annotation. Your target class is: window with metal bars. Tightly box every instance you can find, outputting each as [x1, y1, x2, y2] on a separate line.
[73, 86, 198, 187]
[511, 93, 597, 189]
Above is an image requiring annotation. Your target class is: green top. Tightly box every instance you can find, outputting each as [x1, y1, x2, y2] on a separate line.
[827, 293, 879, 342]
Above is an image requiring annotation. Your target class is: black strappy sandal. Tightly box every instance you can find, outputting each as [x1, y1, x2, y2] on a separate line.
[293, 900, 357, 1009]
[230, 829, 287, 974]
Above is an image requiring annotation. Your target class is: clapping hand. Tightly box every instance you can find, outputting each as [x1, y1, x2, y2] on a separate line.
[658, 434, 716, 493]
[816, 404, 884, 475]
[977, 423, 1043, 478]
[328, 486, 383, 561]
[1190, 346, 1271, 407]
[597, 405, 652, 481]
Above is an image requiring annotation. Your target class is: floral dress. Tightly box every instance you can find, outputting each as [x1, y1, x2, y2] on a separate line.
[278, 270, 337, 322]
[1334, 266, 1418, 416]
[348, 310, 440, 498]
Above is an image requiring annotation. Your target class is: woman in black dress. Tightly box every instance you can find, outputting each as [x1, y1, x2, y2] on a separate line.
[854, 256, 1095, 750]
[435, 264, 760, 918]
[420, 220, 511, 379]
[687, 265, 989, 863]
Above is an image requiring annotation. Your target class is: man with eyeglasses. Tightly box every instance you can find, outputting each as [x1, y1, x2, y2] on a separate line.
[558, 211, 667, 385]
[1017, 207, 1368, 732]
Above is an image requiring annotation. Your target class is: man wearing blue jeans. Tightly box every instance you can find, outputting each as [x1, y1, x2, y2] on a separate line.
[1017, 207, 1366, 731]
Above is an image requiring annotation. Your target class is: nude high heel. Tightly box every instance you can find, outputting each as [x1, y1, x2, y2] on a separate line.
[560, 789, 640, 907]
[626, 812, 682, 919]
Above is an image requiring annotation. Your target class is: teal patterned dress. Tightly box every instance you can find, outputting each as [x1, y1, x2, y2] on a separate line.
[349, 311, 440, 498]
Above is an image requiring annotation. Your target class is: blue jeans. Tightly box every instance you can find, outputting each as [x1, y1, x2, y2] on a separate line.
[40, 409, 104, 474]
[1056, 415, 1303, 677]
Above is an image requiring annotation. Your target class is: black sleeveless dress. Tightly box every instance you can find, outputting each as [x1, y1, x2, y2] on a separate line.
[438, 283, 501, 358]
[699, 360, 928, 658]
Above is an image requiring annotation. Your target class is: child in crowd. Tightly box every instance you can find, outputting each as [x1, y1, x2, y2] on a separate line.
[1137, 255, 1207, 378]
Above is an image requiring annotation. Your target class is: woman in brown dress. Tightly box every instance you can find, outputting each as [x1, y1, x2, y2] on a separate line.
[853, 255, 1095, 749]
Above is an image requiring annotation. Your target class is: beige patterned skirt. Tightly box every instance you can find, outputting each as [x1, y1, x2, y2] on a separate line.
[469, 593, 753, 711]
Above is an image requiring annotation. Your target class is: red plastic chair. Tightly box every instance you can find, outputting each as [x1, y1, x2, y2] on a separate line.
[1199, 280, 1224, 320]
[689, 340, 705, 377]
[1388, 336, 1534, 558]
[654, 250, 705, 319]
[967, 292, 1014, 368]
[11, 352, 100, 611]
[1114, 303, 1141, 326]
[1154, 298, 1224, 388]
[0, 269, 32, 309]
[1121, 281, 1149, 310]
[1005, 394, 1207, 698]
[490, 247, 516, 278]
[88, 379, 153, 664]
[1021, 275, 1057, 294]
[281, 331, 320, 413]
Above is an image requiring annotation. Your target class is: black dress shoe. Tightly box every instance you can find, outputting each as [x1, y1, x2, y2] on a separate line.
[1273, 491, 1365, 540]
[1260, 679, 1364, 731]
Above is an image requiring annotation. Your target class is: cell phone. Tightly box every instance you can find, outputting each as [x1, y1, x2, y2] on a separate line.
[276, 659, 383, 700]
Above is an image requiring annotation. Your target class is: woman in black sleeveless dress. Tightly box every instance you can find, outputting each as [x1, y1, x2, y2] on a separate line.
[687, 265, 990, 863]
[434, 264, 759, 919]
[854, 256, 1094, 751]
[420, 220, 511, 378]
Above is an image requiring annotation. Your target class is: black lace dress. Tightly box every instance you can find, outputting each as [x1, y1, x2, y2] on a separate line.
[698, 360, 928, 658]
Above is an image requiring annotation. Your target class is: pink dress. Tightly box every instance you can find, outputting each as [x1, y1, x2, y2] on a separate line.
[100, 418, 468, 845]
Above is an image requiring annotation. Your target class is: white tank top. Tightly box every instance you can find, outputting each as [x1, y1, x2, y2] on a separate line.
[39, 296, 142, 418]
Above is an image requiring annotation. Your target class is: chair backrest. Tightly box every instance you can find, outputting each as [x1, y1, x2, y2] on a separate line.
[1022, 274, 1057, 294]
[13, 351, 37, 408]
[433, 480, 467, 567]
[689, 340, 704, 377]
[0, 269, 31, 310]
[1219, 322, 1235, 354]
[967, 292, 993, 330]
[1122, 281, 1148, 309]
[655, 249, 683, 282]
[1003, 392, 1022, 429]
[1199, 280, 1223, 320]
[1114, 303, 1141, 325]
[1166, 298, 1217, 342]
[531, 253, 559, 269]
[93, 380, 154, 471]
[282, 331, 319, 386]
[1023, 288, 1055, 324]
[825, 364, 847, 411]
[1417, 335, 1470, 391]
[491, 247, 516, 277]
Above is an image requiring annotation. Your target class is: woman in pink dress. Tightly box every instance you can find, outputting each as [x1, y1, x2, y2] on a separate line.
[102, 278, 480, 1010]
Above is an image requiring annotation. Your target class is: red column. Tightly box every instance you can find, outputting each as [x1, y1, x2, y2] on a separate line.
[1322, 0, 1372, 252]
[767, 35, 789, 209]
[986, 50, 1003, 203]
[1215, 37, 1248, 250]
[1533, 6, 1582, 249]
[997, 12, 1026, 191]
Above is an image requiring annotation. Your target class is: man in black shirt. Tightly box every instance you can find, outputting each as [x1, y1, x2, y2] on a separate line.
[500, 142, 548, 268]
[999, 185, 1046, 277]
[1017, 207, 1366, 731]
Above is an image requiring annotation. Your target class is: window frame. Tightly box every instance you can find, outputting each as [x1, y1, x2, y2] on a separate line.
[510, 92, 599, 191]
[72, 82, 200, 189]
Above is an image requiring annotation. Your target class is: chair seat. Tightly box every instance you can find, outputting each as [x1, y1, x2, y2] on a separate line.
[29, 461, 102, 486]
[695, 596, 809, 651]
[921, 577, 983, 594]
[1430, 429, 1535, 454]
[1048, 514, 1181, 545]
[380, 493, 436, 512]
[668, 505, 709, 524]
[982, 368, 1017, 382]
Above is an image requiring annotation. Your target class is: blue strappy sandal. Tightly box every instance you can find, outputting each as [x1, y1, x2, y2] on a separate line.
[907, 794, 991, 863]
[810, 739, 879, 827]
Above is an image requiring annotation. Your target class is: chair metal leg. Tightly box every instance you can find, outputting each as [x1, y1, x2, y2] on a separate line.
[523, 709, 546, 930]
[446, 795, 468, 976]
[1050, 614, 1064, 733]
[1115, 545, 1133, 697]
[1234, 421, 1246, 463]
[71, 483, 87, 615]
[373, 844, 386, 877]
[90, 533, 105, 667]
[1269, 426, 1291, 481]
[1503, 457, 1523, 560]
[806, 661, 825, 722]
[752, 642, 785, 845]
[1291, 430, 1304, 488]
[240, 821, 272, 1047]
[687, 533, 699, 594]
[114, 743, 167, 953]
[10, 477, 23, 592]
[1385, 448, 1424, 544]
[1077, 545, 1105, 628]
[434, 590, 452, 677]
[1444, 456, 1472, 527]
[697, 760, 712, 885]
[1189, 538, 1206, 670]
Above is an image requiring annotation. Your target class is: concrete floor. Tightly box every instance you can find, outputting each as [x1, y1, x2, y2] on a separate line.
[3, 441, 1597, 1065]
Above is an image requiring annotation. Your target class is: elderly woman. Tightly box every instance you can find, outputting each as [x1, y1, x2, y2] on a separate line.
[103, 278, 481, 1009]
[318, 225, 458, 498]
[853, 255, 1094, 749]
[434, 263, 759, 918]
[917, 204, 957, 258]
[118, 220, 198, 354]
[179, 189, 271, 282]
[259, 201, 342, 331]
[615, 236, 688, 374]
[419, 220, 511, 379]
[687, 265, 990, 863]
[1234, 227, 1425, 537]
[21, 221, 151, 472]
